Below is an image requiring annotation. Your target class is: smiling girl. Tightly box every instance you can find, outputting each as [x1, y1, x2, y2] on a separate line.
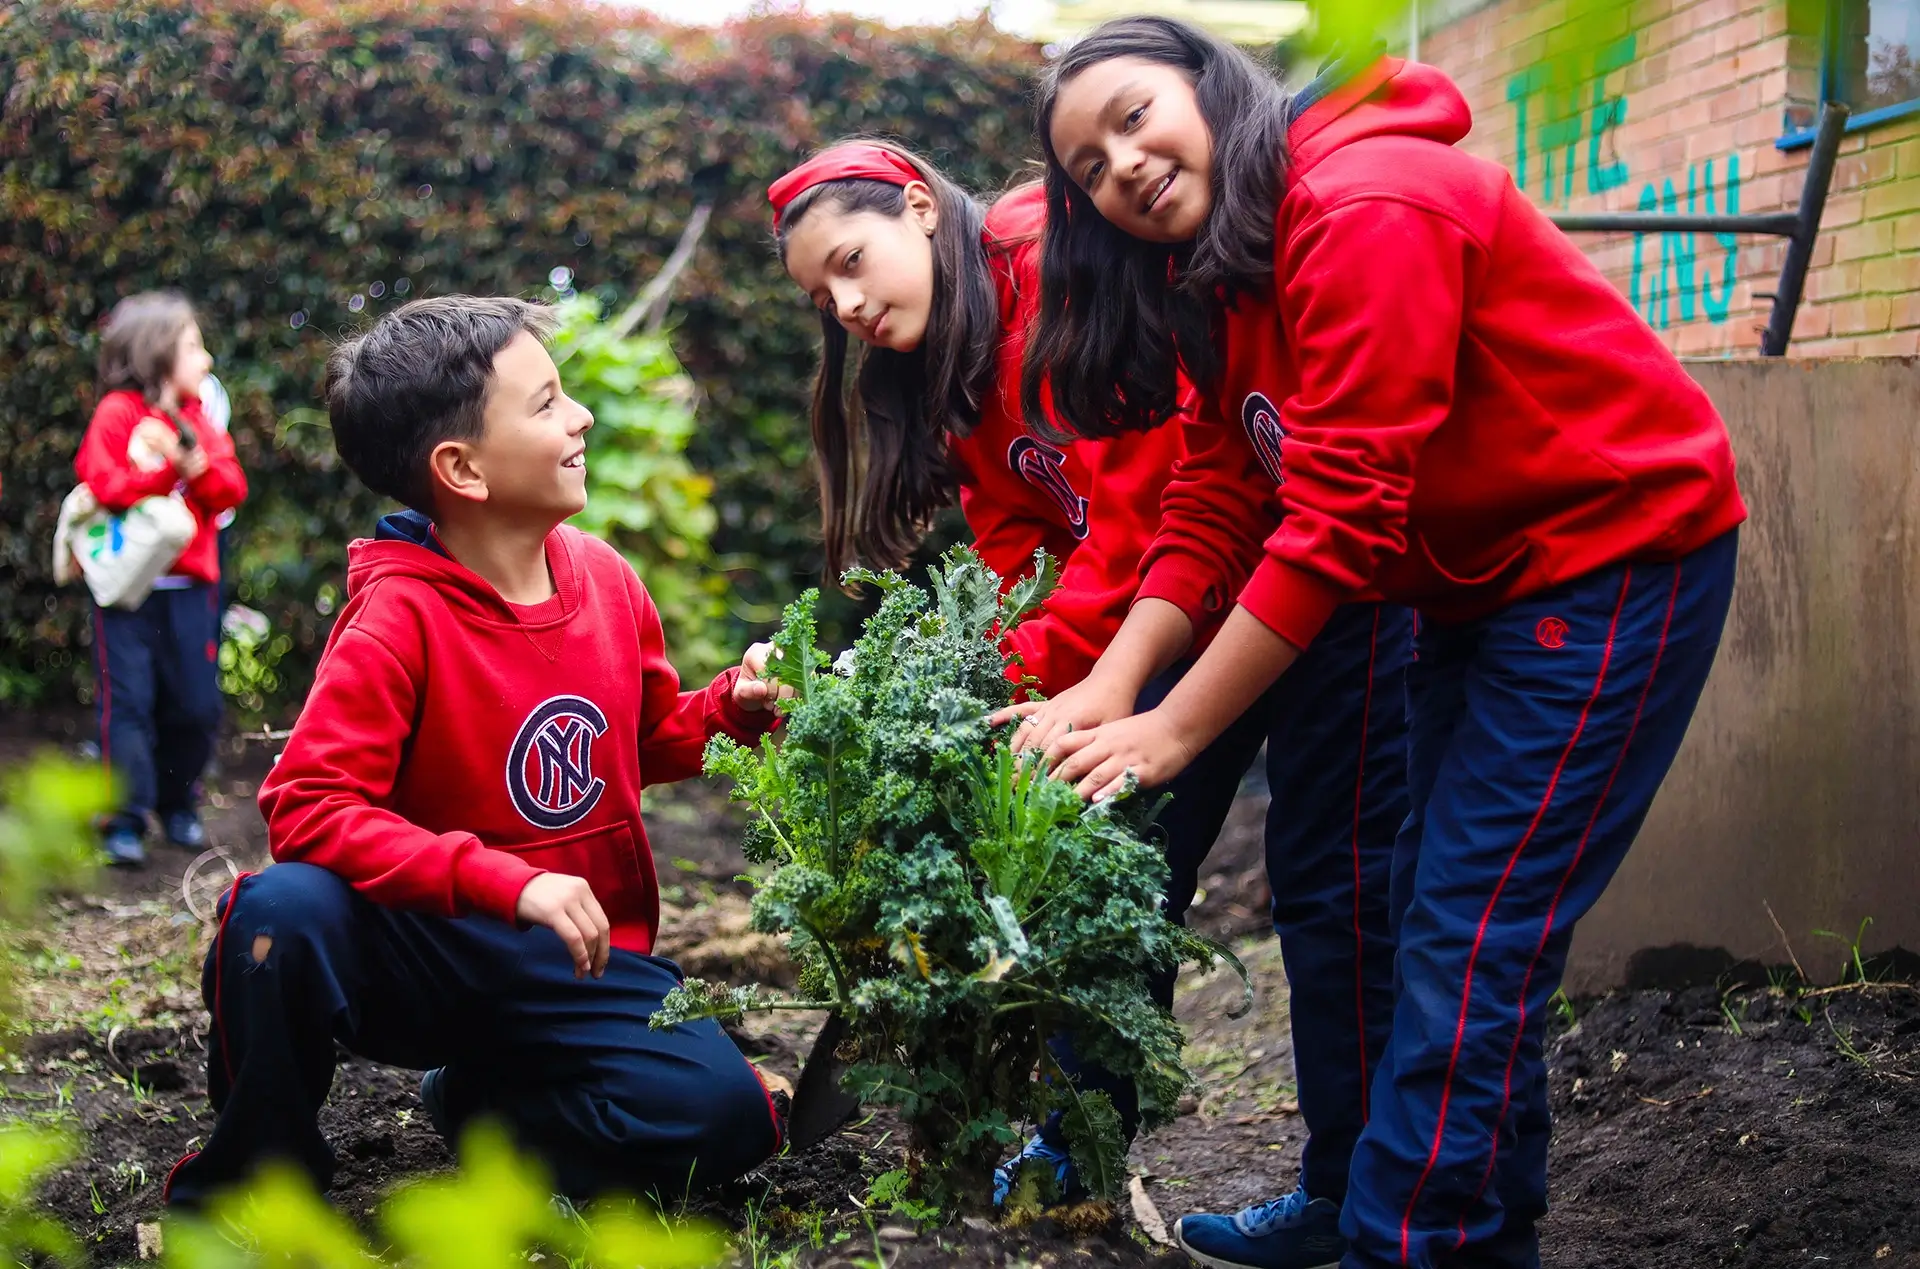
[769, 140, 1410, 1218]
[1017, 20, 1744, 1269]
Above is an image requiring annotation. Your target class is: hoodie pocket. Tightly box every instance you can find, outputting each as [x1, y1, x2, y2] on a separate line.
[497, 820, 652, 930]
[1410, 530, 1534, 591]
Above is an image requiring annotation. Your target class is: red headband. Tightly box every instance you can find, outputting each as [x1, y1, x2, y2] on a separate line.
[768, 144, 923, 228]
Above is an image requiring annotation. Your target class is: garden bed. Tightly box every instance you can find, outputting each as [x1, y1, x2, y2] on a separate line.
[3, 718, 1917, 1268]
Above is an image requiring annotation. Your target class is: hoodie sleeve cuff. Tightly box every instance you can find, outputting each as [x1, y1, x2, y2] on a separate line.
[1134, 551, 1232, 627]
[457, 845, 545, 925]
[1237, 556, 1348, 651]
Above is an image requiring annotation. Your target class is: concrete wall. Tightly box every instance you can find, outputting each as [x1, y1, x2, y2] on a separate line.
[1567, 356, 1920, 991]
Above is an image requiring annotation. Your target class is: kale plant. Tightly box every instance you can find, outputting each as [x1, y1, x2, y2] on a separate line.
[653, 546, 1247, 1211]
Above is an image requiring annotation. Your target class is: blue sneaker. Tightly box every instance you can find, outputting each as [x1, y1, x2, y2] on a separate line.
[1172, 1188, 1346, 1269]
[419, 1067, 452, 1142]
[163, 811, 206, 850]
[992, 1133, 1079, 1208]
[102, 829, 146, 868]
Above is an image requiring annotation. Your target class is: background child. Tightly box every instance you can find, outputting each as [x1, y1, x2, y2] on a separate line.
[163, 296, 786, 1209]
[769, 141, 1408, 1219]
[75, 292, 247, 867]
[1022, 21, 1744, 1269]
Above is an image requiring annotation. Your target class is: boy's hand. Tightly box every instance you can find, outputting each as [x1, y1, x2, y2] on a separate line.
[734, 641, 793, 713]
[515, 873, 610, 979]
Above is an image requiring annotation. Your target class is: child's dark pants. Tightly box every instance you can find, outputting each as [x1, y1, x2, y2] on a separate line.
[93, 584, 223, 838]
[164, 862, 783, 1208]
[1344, 530, 1739, 1269]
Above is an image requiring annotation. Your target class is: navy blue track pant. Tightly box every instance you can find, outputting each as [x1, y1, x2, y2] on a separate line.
[1343, 530, 1739, 1269]
[93, 584, 223, 837]
[1058, 600, 1410, 1207]
[164, 862, 784, 1208]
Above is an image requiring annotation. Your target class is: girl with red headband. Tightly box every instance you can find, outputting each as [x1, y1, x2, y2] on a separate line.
[769, 139, 1411, 1225]
[1015, 20, 1745, 1269]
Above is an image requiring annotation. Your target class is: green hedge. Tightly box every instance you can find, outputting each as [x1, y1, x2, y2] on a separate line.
[0, 0, 1039, 713]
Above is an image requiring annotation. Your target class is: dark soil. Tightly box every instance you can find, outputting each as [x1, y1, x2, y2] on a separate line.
[1541, 983, 1920, 1269]
[5, 711, 1919, 1268]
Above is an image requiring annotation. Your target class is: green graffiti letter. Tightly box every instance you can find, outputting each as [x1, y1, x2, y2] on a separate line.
[1698, 154, 1741, 323]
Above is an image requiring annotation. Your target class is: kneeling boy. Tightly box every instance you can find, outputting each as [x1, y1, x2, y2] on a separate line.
[165, 296, 785, 1208]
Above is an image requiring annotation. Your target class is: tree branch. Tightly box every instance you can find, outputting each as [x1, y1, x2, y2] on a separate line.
[613, 202, 714, 338]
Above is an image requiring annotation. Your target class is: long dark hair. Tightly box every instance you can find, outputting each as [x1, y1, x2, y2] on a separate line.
[775, 140, 999, 580]
[1023, 17, 1292, 441]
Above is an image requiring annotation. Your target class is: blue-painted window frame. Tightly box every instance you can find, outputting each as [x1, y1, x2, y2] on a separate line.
[1778, 0, 1920, 149]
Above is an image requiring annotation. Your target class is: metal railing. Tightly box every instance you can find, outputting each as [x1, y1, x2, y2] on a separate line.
[1549, 102, 1851, 356]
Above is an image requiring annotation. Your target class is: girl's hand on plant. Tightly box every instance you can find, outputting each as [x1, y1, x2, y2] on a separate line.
[992, 672, 1138, 758]
[734, 641, 791, 712]
[515, 873, 611, 979]
[1046, 709, 1199, 802]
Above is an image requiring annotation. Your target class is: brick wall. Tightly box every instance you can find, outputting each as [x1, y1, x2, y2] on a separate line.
[1417, 0, 1920, 356]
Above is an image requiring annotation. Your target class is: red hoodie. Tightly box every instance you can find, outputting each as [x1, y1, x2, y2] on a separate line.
[952, 184, 1276, 692]
[74, 389, 247, 585]
[1147, 59, 1746, 651]
[257, 517, 773, 954]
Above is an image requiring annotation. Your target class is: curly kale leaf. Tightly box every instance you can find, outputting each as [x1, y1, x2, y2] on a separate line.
[928, 546, 1005, 644]
[997, 548, 1060, 632]
[649, 979, 775, 1029]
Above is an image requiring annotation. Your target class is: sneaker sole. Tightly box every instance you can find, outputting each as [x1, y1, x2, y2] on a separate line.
[1171, 1222, 1342, 1269]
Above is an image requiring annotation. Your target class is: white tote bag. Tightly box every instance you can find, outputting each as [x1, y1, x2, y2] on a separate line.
[54, 485, 198, 611]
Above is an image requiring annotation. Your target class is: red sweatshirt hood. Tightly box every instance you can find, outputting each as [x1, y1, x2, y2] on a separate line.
[345, 510, 584, 628]
[1288, 58, 1472, 177]
[986, 181, 1045, 244]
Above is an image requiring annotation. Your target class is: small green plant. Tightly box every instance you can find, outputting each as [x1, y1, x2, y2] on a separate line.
[1827, 1015, 1874, 1069]
[1550, 988, 1576, 1029]
[736, 1198, 800, 1269]
[866, 1168, 940, 1226]
[654, 547, 1247, 1211]
[1814, 917, 1877, 985]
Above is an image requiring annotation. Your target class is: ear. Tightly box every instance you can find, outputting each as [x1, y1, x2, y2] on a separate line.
[903, 181, 939, 237]
[427, 439, 489, 507]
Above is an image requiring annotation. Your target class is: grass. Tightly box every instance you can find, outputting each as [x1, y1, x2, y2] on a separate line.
[1814, 917, 1877, 986]
[736, 1198, 803, 1269]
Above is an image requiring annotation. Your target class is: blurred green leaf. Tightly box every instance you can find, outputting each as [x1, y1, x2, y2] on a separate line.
[0, 754, 108, 922]
[381, 1123, 562, 1269]
[0, 1126, 79, 1266]
[166, 1165, 374, 1269]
